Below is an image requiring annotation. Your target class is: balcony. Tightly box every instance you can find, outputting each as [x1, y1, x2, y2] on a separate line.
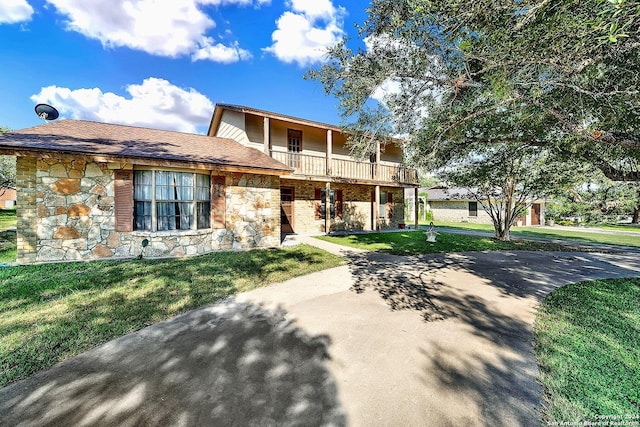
[270, 151, 418, 185]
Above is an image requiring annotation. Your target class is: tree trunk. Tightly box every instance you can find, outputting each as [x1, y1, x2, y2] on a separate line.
[496, 226, 510, 241]
[493, 221, 511, 241]
[633, 206, 640, 224]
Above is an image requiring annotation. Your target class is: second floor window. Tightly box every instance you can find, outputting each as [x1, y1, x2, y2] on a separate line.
[134, 170, 211, 231]
[287, 129, 302, 168]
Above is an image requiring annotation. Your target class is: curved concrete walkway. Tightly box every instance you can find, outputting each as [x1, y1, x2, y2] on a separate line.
[2, 242, 639, 426]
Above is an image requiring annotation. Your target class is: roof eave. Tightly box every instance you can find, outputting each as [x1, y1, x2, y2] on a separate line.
[0, 146, 292, 177]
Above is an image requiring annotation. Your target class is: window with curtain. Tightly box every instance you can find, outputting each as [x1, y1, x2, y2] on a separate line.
[134, 170, 211, 231]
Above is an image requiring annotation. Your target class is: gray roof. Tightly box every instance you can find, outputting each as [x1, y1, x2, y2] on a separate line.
[0, 120, 292, 175]
[426, 186, 475, 201]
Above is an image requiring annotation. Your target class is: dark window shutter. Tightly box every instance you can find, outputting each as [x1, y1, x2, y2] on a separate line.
[114, 170, 133, 232]
[387, 192, 393, 219]
[212, 176, 226, 228]
[336, 190, 343, 219]
[314, 188, 322, 219]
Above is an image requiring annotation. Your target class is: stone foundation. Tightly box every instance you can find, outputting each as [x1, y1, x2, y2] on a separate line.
[15, 155, 281, 264]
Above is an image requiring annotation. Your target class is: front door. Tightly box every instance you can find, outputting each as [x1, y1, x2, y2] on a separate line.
[531, 203, 541, 225]
[281, 187, 295, 234]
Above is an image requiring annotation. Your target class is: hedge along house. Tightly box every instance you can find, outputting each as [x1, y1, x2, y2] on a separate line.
[0, 120, 291, 264]
[208, 104, 420, 234]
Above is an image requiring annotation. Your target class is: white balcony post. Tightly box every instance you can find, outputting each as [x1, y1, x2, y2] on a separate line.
[414, 187, 419, 230]
[263, 117, 270, 155]
[374, 185, 380, 231]
[326, 130, 333, 176]
[325, 181, 331, 233]
[375, 141, 381, 180]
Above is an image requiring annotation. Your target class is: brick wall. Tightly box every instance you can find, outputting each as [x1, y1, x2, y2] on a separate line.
[0, 187, 16, 207]
[15, 157, 37, 263]
[281, 179, 405, 234]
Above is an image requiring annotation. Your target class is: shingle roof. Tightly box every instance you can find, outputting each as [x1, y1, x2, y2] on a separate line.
[426, 186, 475, 200]
[0, 119, 292, 174]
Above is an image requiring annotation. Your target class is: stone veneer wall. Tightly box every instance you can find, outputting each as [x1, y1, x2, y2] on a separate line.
[227, 173, 280, 248]
[15, 155, 280, 264]
[281, 179, 405, 234]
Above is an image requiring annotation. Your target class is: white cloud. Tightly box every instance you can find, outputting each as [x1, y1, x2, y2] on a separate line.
[263, 0, 345, 67]
[31, 78, 215, 133]
[44, 0, 258, 62]
[288, 0, 336, 20]
[202, 0, 270, 5]
[0, 0, 34, 24]
[192, 38, 252, 63]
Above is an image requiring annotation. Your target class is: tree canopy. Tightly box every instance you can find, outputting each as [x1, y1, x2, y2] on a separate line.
[309, 0, 640, 180]
[436, 143, 589, 239]
[0, 127, 16, 194]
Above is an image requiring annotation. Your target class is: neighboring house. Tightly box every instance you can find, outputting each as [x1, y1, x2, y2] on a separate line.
[0, 187, 16, 208]
[425, 186, 546, 226]
[0, 120, 291, 264]
[209, 104, 419, 234]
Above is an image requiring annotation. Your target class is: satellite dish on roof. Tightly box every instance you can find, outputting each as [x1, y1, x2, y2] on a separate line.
[34, 103, 59, 121]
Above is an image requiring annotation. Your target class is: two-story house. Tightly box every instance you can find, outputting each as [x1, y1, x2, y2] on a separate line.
[0, 104, 418, 264]
[208, 104, 419, 234]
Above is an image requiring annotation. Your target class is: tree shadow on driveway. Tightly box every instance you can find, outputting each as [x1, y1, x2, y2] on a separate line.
[345, 249, 640, 426]
[0, 301, 345, 427]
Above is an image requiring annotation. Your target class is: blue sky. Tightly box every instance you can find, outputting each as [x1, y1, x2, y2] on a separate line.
[0, 0, 369, 134]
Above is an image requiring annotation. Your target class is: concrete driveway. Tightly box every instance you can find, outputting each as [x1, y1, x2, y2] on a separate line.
[1, 243, 639, 426]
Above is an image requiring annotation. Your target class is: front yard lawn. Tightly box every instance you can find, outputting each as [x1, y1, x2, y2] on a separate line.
[0, 209, 16, 263]
[317, 230, 594, 256]
[429, 221, 640, 248]
[0, 208, 16, 231]
[534, 278, 640, 423]
[0, 230, 15, 264]
[0, 245, 345, 387]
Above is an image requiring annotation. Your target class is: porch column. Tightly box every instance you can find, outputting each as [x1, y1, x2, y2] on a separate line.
[326, 130, 333, 176]
[263, 117, 270, 155]
[375, 141, 381, 180]
[325, 181, 331, 234]
[414, 187, 419, 229]
[374, 185, 380, 231]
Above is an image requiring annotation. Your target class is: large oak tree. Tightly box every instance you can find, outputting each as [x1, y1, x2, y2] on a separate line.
[309, 0, 640, 181]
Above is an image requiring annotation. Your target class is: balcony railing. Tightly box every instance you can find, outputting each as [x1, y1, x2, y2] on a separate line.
[270, 151, 418, 185]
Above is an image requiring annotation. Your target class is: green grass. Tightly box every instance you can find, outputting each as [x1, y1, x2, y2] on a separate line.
[0, 230, 16, 264]
[427, 221, 640, 248]
[0, 209, 17, 263]
[598, 223, 640, 231]
[534, 278, 640, 423]
[0, 245, 345, 387]
[317, 230, 587, 255]
[0, 208, 16, 231]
